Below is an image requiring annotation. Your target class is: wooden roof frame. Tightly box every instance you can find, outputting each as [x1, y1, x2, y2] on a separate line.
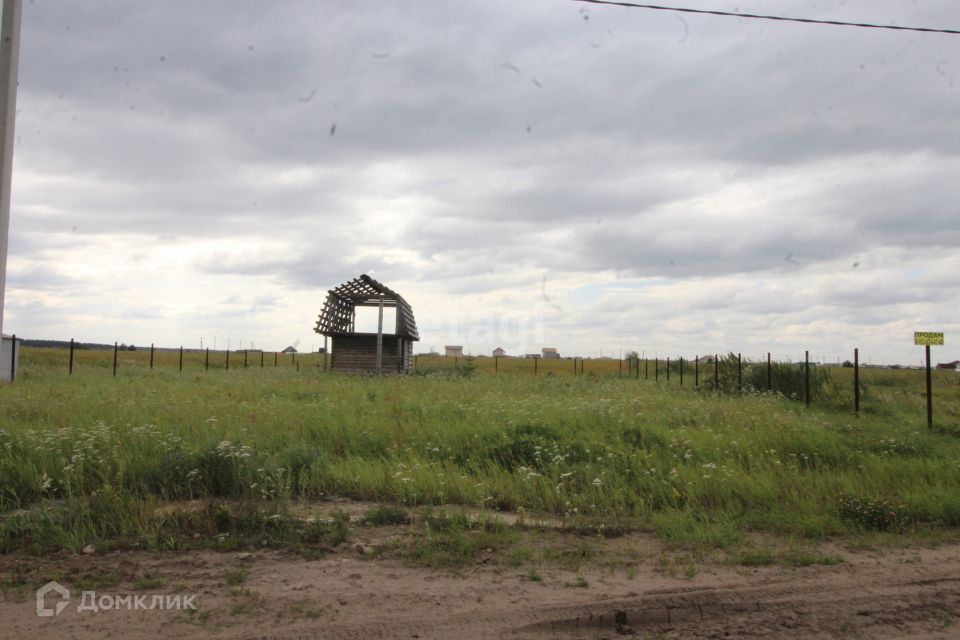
[313, 274, 419, 340]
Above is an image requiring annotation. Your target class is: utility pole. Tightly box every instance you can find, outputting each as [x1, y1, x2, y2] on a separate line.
[0, 0, 22, 343]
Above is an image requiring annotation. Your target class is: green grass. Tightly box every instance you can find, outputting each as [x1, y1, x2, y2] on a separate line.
[402, 511, 515, 568]
[566, 575, 589, 588]
[132, 574, 166, 590]
[733, 546, 843, 568]
[360, 505, 411, 526]
[1, 347, 958, 555]
[224, 566, 250, 587]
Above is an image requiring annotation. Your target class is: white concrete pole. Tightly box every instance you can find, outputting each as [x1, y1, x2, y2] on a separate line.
[0, 0, 22, 339]
[376, 298, 383, 376]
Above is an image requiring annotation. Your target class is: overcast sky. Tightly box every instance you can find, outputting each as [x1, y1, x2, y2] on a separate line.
[5, 0, 959, 364]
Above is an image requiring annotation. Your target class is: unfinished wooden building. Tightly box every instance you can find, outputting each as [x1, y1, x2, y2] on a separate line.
[313, 274, 419, 374]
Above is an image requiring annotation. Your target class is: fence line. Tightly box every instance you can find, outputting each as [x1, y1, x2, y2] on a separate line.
[8, 342, 955, 429]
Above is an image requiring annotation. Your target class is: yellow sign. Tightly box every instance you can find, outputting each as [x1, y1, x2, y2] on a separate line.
[914, 332, 944, 346]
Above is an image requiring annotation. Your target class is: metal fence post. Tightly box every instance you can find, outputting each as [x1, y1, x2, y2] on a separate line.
[149, 343, 154, 370]
[767, 352, 772, 392]
[854, 347, 859, 417]
[737, 353, 742, 393]
[179, 346, 183, 372]
[69, 338, 75, 374]
[804, 350, 810, 407]
[112, 341, 118, 377]
[925, 344, 933, 429]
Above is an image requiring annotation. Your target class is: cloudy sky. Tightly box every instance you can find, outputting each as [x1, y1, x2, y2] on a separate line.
[5, 0, 959, 364]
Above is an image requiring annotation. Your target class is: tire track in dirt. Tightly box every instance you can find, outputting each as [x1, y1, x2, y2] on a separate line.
[277, 565, 960, 640]
[5, 541, 960, 639]
[513, 570, 960, 639]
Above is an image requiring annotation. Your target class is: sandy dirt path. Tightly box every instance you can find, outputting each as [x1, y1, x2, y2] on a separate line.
[3, 537, 960, 639]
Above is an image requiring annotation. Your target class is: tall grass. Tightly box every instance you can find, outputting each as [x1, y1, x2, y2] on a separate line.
[1, 348, 958, 552]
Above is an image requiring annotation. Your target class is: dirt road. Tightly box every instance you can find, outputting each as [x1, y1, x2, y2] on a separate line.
[3, 535, 959, 639]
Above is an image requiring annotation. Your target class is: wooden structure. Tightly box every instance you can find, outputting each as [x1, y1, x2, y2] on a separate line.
[313, 274, 419, 374]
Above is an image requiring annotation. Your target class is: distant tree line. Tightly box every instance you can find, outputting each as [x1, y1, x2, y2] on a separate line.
[19, 339, 142, 351]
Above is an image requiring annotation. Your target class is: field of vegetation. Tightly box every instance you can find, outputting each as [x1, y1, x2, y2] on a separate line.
[1, 347, 959, 564]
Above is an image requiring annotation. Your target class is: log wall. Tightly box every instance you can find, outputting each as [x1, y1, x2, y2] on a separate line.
[331, 334, 413, 373]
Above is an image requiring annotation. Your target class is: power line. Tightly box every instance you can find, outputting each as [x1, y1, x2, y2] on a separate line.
[573, 0, 960, 36]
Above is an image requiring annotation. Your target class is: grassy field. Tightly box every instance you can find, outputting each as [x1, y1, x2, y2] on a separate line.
[1, 347, 958, 561]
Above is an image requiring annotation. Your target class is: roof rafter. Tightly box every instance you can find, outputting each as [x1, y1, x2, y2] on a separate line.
[313, 274, 419, 340]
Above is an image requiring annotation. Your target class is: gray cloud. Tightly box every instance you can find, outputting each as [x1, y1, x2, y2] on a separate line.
[7, 0, 960, 361]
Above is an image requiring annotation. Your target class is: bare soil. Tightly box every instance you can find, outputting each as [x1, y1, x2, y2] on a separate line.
[2, 523, 960, 639]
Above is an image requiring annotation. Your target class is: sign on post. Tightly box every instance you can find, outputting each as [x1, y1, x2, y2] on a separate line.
[915, 331, 944, 429]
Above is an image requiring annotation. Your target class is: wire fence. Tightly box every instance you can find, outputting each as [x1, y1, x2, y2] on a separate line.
[15, 339, 323, 375]
[408, 352, 957, 429]
[8, 341, 958, 430]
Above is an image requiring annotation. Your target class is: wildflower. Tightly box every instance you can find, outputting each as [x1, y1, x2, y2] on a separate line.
[591, 478, 603, 487]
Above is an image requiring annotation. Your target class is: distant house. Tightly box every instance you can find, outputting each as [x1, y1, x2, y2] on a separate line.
[492, 347, 506, 357]
[445, 345, 463, 358]
[524, 353, 541, 359]
[936, 360, 960, 370]
[696, 355, 716, 364]
[541, 347, 560, 359]
[281, 346, 298, 354]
